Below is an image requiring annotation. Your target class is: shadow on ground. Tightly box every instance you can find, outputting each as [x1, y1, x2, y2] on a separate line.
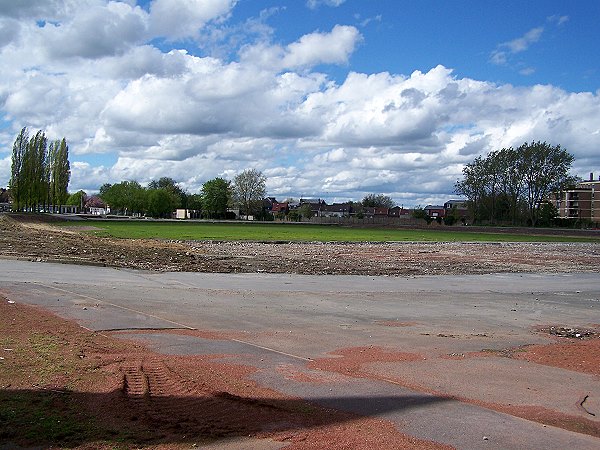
[0, 388, 450, 448]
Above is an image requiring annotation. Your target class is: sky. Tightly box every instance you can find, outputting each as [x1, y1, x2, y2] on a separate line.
[0, 0, 599, 207]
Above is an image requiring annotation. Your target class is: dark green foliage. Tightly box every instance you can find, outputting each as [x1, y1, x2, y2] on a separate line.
[99, 181, 146, 215]
[147, 177, 186, 209]
[147, 189, 175, 218]
[412, 207, 432, 224]
[201, 177, 230, 219]
[66, 190, 87, 207]
[9, 128, 70, 212]
[455, 142, 575, 226]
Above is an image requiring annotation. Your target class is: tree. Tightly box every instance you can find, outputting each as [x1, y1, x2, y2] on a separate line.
[147, 189, 174, 218]
[201, 178, 230, 219]
[232, 169, 266, 219]
[518, 141, 574, 226]
[298, 203, 314, 220]
[148, 177, 186, 209]
[67, 190, 87, 208]
[0, 188, 9, 203]
[362, 193, 395, 209]
[454, 155, 488, 224]
[186, 194, 203, 211]
[455, 141, 575, 226]
[9, 128, 28, 211]
[412, 207, 432, 224]
[49, 138, 70, 209]
[9, 128, 70, 212]
[98, 181, 146, 215]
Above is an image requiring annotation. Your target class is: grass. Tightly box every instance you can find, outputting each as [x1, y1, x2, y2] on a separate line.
[62, 220, 600, 243]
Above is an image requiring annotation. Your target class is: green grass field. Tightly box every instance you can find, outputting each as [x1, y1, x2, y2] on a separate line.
[62, 220, 600, 243]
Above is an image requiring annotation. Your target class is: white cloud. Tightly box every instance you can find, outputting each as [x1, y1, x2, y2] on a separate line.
[490, 26, 544, 66]
[0, 0, 92, 21]
[149, 0, 237, 40]
[506, 26, 544, 53]
[282, 25, 361, 69]
[548, 15, 569, 26]
[40, 1, 148, 59]
[306, 0, 346, 10]
[0, 3, 599, 206]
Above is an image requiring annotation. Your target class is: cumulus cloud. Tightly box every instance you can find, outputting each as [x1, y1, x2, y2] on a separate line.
[0, 0, 90, 20]
[0, 2, 598, 206]
[282, 25, 361, 68]
[239, 24, 361, 70]
[40, 2, 148, 59]
[149, 0, 237, 40]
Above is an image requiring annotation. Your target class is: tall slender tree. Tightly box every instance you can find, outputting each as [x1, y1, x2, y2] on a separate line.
[9, 128, 28, 211]
[22, 130, 48, 211]
[10, 128, 70, 212]
[49, 138, 70, 209]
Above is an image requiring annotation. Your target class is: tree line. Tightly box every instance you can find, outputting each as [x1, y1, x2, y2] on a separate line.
[454, 141, 576, 226]
[97, 169, 267, 219]
[9, 127, 70, 212]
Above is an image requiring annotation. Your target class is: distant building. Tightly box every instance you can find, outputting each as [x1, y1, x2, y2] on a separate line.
[424, 205, 445, 218]
[320, 203, 353, 217]
[551, 173, 600, 224]
[388, 206, 412, 217]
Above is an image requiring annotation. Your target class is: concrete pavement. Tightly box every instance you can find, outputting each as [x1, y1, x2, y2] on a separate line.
[1, 259, 599, 449]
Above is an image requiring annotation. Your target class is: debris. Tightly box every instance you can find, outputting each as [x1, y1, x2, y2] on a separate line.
[544, 326, 597, 339]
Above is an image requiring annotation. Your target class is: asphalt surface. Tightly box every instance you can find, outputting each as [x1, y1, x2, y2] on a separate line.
[1, 259, 599, 449]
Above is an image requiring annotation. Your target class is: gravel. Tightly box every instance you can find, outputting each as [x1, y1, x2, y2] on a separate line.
[1, 214, 598, 276]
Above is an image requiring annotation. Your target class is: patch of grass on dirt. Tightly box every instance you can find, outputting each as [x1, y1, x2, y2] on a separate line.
[0, 390, 102, 445]
[61, 220, 599, 243]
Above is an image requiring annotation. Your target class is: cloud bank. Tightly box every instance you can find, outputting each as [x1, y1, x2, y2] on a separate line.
[0, 1, 598, 206]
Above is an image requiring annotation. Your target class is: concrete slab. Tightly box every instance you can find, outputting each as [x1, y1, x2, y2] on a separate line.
[1, 259, 599, 449]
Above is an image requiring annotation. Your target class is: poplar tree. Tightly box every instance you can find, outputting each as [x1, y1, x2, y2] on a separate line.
[9, 128, 28, 211]
[49, 138, 71, 209]
[9, 128, 71, 212]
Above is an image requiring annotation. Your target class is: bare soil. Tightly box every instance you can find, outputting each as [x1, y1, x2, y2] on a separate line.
[1, 214, 599, 275]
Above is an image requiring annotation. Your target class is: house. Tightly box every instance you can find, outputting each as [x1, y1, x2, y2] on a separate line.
[551, 173, 600, 224]
[424, 205, 445, 218]
[89, 206, 110, 216]
[320, 203, 353, 217]
[388, 206, 412, 217]
[299, 198, 326, 216]
[362, 207, 389, 218]
[271, 202, 289, 215]
[444, 200, 467, 211]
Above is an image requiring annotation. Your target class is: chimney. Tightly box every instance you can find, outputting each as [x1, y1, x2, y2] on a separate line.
[591, 172, 594, 181]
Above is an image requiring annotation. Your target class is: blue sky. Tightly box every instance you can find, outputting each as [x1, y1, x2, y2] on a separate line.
[0, 0, 599, 206]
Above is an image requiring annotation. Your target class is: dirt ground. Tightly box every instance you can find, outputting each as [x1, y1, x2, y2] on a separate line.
[0, 214, 599, 275]
[0, 299, 450, 449]
[1, 213, 599, 449]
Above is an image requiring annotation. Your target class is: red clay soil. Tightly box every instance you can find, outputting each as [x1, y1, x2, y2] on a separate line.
[514, 338, 600, 376]
[309, 344, 600, 439]
[0, 299, 450, 450]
